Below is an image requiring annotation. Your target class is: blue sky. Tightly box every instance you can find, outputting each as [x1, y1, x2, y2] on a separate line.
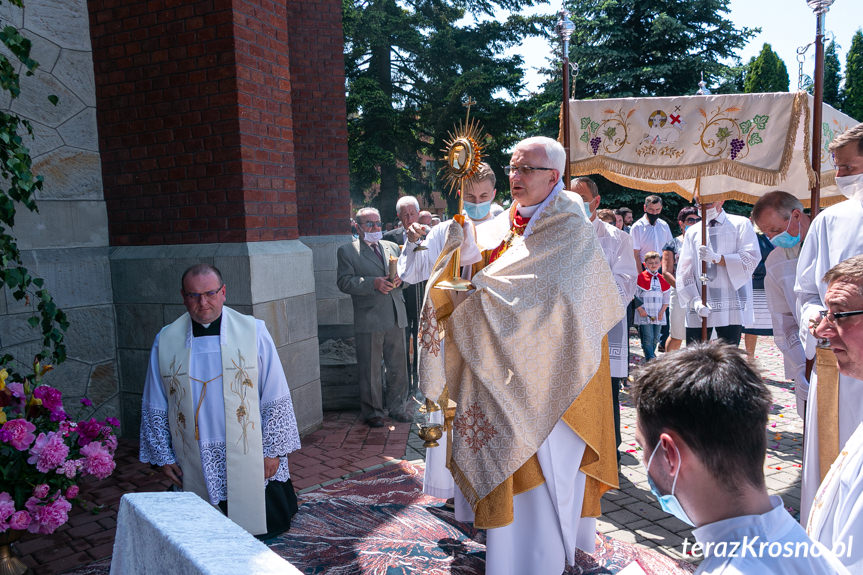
[510, 1, 862, 95]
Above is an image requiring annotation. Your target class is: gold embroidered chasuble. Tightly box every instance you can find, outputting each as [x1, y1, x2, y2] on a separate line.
[418, 189, 625, 529]
[157, 306, 267, 535]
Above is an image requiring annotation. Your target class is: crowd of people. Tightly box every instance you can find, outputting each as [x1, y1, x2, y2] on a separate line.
[137, 122, 863, 574]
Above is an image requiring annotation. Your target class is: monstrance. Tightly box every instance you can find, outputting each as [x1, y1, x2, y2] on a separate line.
[436, 97, 486, 291]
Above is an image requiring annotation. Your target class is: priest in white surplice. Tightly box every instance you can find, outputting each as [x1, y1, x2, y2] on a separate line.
[677, 199, 760, 345]
[572, 176, 637, 461]
[140, 264, 301, 538]
[751, 191, 812, 419]
[632, 342, 849, 575]
[418, 137, 623, 575]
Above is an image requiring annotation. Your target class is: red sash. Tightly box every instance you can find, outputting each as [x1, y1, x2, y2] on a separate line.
[636, 270, 670, 292]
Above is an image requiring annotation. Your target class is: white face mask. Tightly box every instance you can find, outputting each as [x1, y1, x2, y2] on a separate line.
[705, 207, 720, 222]
[836, 173, 863, 200]
[364, 230, 382, 244]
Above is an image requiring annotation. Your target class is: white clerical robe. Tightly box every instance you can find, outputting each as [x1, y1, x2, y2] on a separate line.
[593, 217, 637, 378]
[807, 423, 863, 573]
[630, 214, 673, 262]
[140, 317, 301, 506]
[677, 210, 760, 328]
[691, 496, 849, 574]
[794, 195, 863, 527]
[763, 245, 808, 418]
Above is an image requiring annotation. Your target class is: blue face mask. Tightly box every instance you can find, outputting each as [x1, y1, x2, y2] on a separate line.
[464, 200, 492, 221]
[770, 215, 800, 249]
[643, 441, 695, 526]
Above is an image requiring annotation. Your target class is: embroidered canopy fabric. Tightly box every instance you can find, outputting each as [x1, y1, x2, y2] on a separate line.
[564, 91, 858, 206]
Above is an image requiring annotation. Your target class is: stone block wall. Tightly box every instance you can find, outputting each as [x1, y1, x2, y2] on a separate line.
[0, 0, 118, 421]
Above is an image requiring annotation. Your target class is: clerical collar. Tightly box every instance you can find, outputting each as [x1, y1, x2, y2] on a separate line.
[192, 315, 222, 337]
[517, 203, 541, 218]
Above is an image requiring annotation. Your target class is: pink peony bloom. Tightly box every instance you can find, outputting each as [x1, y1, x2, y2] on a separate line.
[0, 418, 37, 450]
[76, 418, 103, 446]
[27, 432, 70, 473]
[80, 397, 93, 407]
[32, 484, 50, 499]
[65, 485, 79, 499]
[59, 420, 77, 437]
[0, 492, 15, 531]
[80, 441, 115, 480]
[57, 459, 81, 479]
[106, 417, 120, 427]
[29, 496, 71, 534]
[9, 510, 31, 531]
[33, 385, 63, 412]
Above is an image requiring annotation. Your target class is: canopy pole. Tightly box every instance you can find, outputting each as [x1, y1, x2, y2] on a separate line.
[557, 9, 575, 185]
[696, 179, 708, 342]
[810, 7, 829, 218]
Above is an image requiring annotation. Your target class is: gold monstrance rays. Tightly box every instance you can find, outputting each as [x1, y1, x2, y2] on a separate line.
[435, 97, 486, 291]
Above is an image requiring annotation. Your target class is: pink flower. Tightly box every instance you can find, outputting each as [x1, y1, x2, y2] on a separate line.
[80, 441, 115, 479]
[33, 385, 63, 412]
[59, 420, 77, 437]
[7, 382, 24, 399]
[57, 459, 81, 479]
[80, 397, 93, 407]
[29, 496, 71, 534]
[0, 492, 15, 531]
[65, 485, 79, 499]
[76, 418, 104, 446]
[0, 418, 37, 450]
[26, 432, 70, 473]
[106, 417, 120, 427]
[8, 510, 31, 531]
[32, 484, 49, 499]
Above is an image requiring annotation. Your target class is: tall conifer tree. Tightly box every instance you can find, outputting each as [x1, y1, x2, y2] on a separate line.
[744, 43, 789, 93]
[843, 31, 863, 121]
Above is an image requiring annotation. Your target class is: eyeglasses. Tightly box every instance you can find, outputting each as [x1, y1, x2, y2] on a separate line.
[359, 220, 382, 229]
[504, 165, 555, 176]
[183, 285, 224, 301]
[684, 217, 701, 224]
[818, 309, 863, 326]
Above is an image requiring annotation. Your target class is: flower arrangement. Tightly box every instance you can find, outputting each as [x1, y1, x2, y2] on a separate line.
[0, 364, 118, 535]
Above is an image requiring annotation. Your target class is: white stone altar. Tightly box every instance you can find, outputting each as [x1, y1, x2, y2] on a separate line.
[109, 492, 301, 575]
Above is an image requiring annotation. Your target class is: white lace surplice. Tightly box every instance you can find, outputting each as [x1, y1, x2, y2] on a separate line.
[139, 319, 301, 505]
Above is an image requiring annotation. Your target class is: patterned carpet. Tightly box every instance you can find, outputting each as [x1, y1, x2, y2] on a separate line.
[64, 461, 696, 575]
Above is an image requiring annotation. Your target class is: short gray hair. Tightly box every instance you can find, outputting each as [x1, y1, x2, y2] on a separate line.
[516, 136, 566, 182]
[395, 196, 419, 215]
[355, 207, 380, 223]
[751, 190, 803, 223]
[571, 176, 598, 198]
[823, 254, 863, 295]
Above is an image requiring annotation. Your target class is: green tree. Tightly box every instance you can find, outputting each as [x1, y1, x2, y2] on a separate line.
[823, 40, 842, 108]
[0, 0, 68, 380]
[343, 0, 542, 219]
[744, 43, 789, 93]
[843, 30, 863, 121]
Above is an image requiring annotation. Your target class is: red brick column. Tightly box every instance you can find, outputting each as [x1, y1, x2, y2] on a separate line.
[287, 0, 351, 236]
[88, 0, 300, 245]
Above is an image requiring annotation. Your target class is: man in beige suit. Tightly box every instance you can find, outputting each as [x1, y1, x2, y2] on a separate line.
[337, 207, 410, 427]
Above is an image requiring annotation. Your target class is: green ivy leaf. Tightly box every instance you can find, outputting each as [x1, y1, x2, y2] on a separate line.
[580, 117, 592, 129]
[752, 115, 769, 130]
[580, 131, 589, 143]
[748, 131, 763, 146]
[739, 120, 752, 135]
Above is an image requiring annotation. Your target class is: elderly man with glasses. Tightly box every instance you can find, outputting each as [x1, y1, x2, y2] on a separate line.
[139, 263, 301, 539]
[805, 254, 863, 572]
[337, 207, 410, 427]
[418, 136, 624, 575]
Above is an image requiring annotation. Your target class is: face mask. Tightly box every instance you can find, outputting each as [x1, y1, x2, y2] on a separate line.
[770, 215, 801, 249]
[836, 173, 863, 200]
[646, 212, 660, 225]
[464, 200, 492, 221]
[705, 207, 719, 222]
[364, 230, 382, 244]
[643, 441, 695, 526]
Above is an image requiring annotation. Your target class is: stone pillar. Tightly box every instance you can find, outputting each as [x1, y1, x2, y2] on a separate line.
[88, 0, 323, 435]
[0, 1, 119, 420]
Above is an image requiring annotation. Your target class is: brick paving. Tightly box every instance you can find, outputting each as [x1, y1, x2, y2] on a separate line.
[11, 335, 804, 574]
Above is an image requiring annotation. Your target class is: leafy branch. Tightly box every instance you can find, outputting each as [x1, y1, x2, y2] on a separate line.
[0, 0, 68, 380]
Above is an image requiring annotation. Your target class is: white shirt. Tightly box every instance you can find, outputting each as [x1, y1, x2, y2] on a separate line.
[692, 496, 850, 574]
[397, 218, 487, 285]
[808, 423, 863, 573]
[139, 319, 301, 505]
[630, 214, 673, 261]
[677, 210, 760, 328]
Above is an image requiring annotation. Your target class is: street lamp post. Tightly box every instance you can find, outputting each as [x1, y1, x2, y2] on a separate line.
[806, 0, 835, 218]
[556, 9, 575, 185]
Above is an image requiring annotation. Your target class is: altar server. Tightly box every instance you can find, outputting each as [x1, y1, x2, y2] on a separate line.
[633, 342, 849, 575]
[677, 199, 760, 345]
[140, 264, 301, 538]
[795, 123, 863, 528]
